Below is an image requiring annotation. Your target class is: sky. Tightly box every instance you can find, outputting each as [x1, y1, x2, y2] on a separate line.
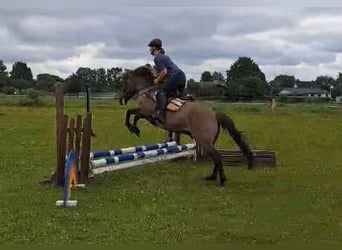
[1, 0, 342, 81]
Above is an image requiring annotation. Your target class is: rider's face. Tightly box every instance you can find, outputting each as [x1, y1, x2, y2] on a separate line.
[149, 46, 156, 55]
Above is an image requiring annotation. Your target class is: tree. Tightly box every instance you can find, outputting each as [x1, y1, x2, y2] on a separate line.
[8, 61, 34, 92]
[200, 71, 212, 82]
[212, 71, 225, 82]
[10, 61, 33, 82]
[269, 75, 296, 88]
[186, 80, 199, 95]
[95, 68, 107, 91]
[333, 72, 342, 97]
[75, 67, 97, 87]
[64, 73, 83, 93]
[187, 78, 196, 85]
[226, 57, 268, 99]
[0, 60, 6, 73]
[107, 67, 123, 91]
[314, 75, 336, 91]
[0, 60, 9, 89]
[9, 78, 33, 92]
[226, 76, 269, 99]
[36, 73, 63, 92]
[337, 72, 342, 82]
[226, 57, 266, 82]
[66, 67, 97, 92]
[333, 84, 342, 97]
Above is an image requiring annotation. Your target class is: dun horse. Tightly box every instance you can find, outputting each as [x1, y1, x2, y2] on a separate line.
[119, 66, 254, 187]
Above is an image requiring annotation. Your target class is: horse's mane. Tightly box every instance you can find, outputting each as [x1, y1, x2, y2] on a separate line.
[132, 65, 155, 82]
[122, 65, 155, 86]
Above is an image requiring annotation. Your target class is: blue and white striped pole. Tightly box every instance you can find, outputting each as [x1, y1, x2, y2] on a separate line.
[90, 141, 178, 159]
[91, 143, 196, 168]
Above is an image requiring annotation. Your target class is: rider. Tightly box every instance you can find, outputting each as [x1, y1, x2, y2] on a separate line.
[148, 38, 186, 123]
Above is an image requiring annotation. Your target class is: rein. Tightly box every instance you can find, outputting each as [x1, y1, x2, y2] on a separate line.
[137, 84, 156, 97]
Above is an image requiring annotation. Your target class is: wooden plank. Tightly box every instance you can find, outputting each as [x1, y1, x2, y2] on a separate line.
[206, 148, 276, 168]
[55, 82, 64, 186]
[75, 115, 82, 169]
[80, 113, 92, 183]
[67, 118, 75, 153]
[57, 114, 68, 185]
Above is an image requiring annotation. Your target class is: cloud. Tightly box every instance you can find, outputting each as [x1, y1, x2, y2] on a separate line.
[1, 4, 342, 81]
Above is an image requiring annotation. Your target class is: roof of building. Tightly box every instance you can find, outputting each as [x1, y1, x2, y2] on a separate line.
[294, 81, 320, 89]
[279, 88, 329, 96]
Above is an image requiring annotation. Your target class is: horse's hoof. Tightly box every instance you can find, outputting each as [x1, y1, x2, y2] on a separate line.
[163, 138, 174, 143]
[247, 155, 255, 169]
[134, 128, 141, 137]
[216, 175, 226, 187]
[247, 161, 255, 170]
[205, 175, 216, 181]
[126, 125, 133, 133]
[217, 179, 226, 187]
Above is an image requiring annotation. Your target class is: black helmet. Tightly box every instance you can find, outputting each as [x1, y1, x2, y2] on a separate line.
[148, 38, 162, 48]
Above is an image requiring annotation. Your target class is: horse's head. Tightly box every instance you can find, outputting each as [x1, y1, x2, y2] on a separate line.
[119, 66, 155, 105]
[119, 69, 133, 105]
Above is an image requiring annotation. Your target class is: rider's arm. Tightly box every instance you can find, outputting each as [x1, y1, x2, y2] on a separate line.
[154, 68, 167, 84]
[154, 55, 168, 84]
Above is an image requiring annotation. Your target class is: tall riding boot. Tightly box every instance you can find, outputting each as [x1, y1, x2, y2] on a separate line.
[153, 91, 167, 123]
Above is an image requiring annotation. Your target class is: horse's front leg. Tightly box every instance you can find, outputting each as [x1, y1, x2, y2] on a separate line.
[125, 108, 141, 136]
[131, 114, 143, 137]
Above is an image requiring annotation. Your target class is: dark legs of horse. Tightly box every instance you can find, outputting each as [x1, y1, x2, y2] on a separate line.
[126, 108, 174, 140]
[195, 128, 225, 187]
[125, 108, 141, 137]
[167, 131, 174, 142]
[132, 114, 142, 137]
[204, 146, 226, 187]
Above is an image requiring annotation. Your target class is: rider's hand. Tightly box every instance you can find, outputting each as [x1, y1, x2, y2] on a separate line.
[153, 78, 159, 85]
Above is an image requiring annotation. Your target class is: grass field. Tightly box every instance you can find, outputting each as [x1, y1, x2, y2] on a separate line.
[0, 97, 342, 244]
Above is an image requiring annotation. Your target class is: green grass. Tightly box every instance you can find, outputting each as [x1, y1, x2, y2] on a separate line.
[0, 98, 342, 244]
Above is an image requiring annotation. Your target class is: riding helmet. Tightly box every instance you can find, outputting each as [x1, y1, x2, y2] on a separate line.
[148, 38, 162, 48]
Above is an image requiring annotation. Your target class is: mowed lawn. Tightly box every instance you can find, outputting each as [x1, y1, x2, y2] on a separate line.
[0, 98, 342, 244]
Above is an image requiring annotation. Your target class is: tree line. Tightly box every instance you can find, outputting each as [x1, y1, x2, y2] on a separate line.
[0, 60, 123, 94]
[1, 57, 342, 98]
[192, 57, 342, 98]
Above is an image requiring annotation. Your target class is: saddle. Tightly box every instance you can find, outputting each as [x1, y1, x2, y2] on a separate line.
[144, 91, 195, 112]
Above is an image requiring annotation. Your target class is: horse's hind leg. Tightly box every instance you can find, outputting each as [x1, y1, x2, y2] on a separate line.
[199, 142, 226, 187]
[208, 146, 226, 187]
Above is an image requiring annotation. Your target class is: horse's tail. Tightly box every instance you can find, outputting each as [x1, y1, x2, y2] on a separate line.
[215, 112, 254, 168]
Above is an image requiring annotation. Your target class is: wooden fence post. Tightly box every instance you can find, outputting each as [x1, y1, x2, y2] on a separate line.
[55, 83, 65, 186]
[80, 113, 92, 183]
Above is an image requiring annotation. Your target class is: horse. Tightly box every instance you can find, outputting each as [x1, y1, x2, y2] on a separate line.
[119, 66, 254, 187]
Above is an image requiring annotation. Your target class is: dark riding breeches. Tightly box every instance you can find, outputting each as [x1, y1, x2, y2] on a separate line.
[159, 70, 186, 98]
